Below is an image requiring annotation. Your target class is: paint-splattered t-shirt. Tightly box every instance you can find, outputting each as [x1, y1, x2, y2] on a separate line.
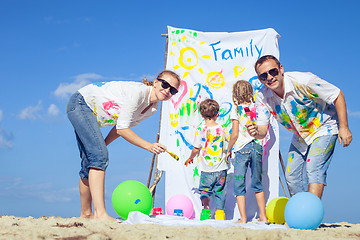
[78, 81, 158, 129]
[229, 102, 264, 152]
[193, 124, 229, 172]
[255, 71, 340, 154]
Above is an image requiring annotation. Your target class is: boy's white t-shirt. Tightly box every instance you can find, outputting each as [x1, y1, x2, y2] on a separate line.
[229, 102, 263, 152]
[78, 81, 158, 129]
[193, 124, 229, 173]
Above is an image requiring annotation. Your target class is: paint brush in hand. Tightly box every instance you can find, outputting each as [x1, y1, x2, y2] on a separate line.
[243, 107, 254, 123]
[165, 150, 179, 161]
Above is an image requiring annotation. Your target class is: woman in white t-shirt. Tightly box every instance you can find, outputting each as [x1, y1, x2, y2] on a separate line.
[67, 70, 181, 221]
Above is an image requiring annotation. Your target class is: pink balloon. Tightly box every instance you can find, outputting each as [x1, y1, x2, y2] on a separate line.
[166, 194, 194, 219]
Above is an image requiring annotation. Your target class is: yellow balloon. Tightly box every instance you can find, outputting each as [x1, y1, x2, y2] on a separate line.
[266, 197, 289, 224]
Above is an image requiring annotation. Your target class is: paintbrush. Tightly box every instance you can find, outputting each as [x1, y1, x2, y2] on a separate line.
[165, 150, 179, 161]
[243, 106, 255, 123]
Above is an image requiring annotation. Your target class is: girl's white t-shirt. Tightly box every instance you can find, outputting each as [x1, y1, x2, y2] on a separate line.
[229, 102, 263, 152]
[78, 81, 158, 129]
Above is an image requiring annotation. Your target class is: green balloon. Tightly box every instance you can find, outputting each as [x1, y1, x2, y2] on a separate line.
[112, 180, 153, 219]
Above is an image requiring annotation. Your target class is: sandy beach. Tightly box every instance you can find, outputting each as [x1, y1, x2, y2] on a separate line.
[0, 215, 359, 240]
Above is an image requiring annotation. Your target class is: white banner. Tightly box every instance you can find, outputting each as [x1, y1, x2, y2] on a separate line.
[158, 26, 280, 220]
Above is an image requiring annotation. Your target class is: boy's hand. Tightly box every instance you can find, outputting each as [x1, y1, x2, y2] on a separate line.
[184, 158, 193, 166]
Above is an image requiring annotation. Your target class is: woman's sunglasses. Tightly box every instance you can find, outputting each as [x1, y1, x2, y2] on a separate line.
[258, 68, 279, 81]
[157, 78, 178, 95]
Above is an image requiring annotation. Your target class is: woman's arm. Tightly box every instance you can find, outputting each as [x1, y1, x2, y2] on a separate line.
[115, 128, 166, 154]
[104, 126, 120, 146]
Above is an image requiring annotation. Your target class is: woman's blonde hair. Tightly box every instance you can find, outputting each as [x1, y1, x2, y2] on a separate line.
[142, 70, 181, 86]
[232, 80, 254, 106]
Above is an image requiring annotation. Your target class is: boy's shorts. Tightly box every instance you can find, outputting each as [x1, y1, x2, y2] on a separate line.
[199, 170, 227, 210]
[285, 134, 337, 195]
[67, 92, 109, 179]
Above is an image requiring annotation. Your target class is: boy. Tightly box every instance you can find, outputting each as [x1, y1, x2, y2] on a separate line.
[185, 99, 229, 219]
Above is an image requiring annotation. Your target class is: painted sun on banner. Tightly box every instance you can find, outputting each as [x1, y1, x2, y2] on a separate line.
[158, 26, 280, 220]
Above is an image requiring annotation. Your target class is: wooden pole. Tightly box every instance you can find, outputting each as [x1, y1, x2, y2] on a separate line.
[279, 150, 293, 197]
[147, 30, 169, 202]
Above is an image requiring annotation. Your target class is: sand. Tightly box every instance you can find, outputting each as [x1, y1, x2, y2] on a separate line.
[0, 215, 359, 240]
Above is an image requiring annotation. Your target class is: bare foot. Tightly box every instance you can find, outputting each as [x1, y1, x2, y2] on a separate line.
[259, 215, 268, 223]
[237, 218, 247, 224]
[94, 214, 117, 222]
[80, 213, 95, 219]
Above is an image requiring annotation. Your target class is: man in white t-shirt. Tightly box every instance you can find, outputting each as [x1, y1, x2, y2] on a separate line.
[247, 55, 352, 199]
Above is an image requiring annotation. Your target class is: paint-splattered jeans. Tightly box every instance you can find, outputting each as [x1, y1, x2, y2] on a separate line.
[285, 134, 338, 196]
[67, 92, 109, 179]
[199, 170, 227, 210]
[233, 140, 264, 196]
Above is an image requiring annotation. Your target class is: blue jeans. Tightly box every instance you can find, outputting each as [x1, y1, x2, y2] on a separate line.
[66, 92, 109, 179]
[199, 170, 227, 210]
[233, 140, 264, 196]
[285, 134, 337, 195]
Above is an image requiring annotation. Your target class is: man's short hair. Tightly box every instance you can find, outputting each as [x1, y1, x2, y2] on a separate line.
[199, 99, 219, 120]
[255, 55, 281, 73]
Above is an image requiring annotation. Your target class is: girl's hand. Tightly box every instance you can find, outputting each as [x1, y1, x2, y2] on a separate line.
[226, 151, 231, 163]
[184, 158, 193, 166]
[147, 143, 166, 154]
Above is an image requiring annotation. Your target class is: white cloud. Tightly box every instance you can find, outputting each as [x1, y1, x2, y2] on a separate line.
[18, 101, 42, 120]
[0, 110, 14, 148]
[53, 73, 103, 99]
[0, 128, 14, 149]
[0, 177, 77, 203]
[349, 110, 360, 117]
[48, 104, 60, 116]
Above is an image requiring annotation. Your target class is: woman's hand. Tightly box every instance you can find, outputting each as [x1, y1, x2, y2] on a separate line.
[146, 142, 166, 154]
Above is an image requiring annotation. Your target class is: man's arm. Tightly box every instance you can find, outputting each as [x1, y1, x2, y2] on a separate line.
[246, 122, 269, 139]
[333, 90, 352, 147]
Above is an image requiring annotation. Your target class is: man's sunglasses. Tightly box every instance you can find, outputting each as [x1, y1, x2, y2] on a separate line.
[157, 78, 178, 95]
[258, 68, 279, 81]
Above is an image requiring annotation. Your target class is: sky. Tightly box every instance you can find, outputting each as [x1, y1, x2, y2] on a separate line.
[0, 0, 359, 224]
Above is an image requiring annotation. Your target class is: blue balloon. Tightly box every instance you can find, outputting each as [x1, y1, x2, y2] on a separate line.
[284, 192, 324, 230]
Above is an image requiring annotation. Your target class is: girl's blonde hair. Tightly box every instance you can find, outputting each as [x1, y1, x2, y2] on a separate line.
[142, 70, 181, 86]
[232, 80, 254, 106]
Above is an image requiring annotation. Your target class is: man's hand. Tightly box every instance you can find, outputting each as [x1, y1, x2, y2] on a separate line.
[338, 126, 352, 147]
[245, 122, 258, 137]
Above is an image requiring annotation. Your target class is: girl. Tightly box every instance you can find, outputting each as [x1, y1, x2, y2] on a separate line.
[67, 70, 181, 221]
[226, 80, 267, 223]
